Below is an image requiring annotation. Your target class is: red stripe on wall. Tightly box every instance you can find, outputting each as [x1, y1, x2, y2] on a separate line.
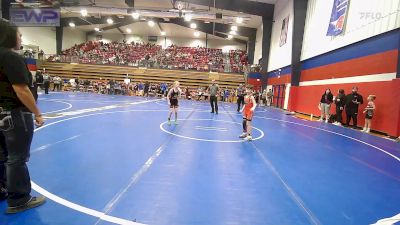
[288, 79, 400, 136]
[300, 50, 398, 82]
[268, 74, 291, 85]
[27, 64, 37, 71]
[247, 78, 262, 91]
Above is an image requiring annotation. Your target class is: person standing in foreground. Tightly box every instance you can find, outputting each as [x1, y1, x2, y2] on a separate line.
[239, 86, 257, 141]
[207, 80, 219, 114]
[167, 81, 182, 125]
[345, 87, 364, 128]
[0, 19, 46, 214]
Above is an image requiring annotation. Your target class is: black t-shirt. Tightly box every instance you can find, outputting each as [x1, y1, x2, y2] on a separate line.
[0, 48, 33, 111]
[345, 92, 364, 110]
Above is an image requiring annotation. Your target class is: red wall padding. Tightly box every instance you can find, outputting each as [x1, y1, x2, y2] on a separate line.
[268, 74, 291, 85]
[247, 78, 262, 91]
[27, 64, 37, 71]
[301, 50, 398, 82]
[288, 79, 400, 136]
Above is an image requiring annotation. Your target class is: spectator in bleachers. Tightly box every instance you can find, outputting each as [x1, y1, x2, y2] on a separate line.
[55, 41, 248, 73]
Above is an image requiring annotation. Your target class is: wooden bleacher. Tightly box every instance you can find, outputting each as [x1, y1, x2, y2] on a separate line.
[38, 62, 245, 89]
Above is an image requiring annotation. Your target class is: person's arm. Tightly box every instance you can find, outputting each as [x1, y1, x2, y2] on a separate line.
[240, 104, 246, 112]
[167, 89, 172, 105]
[178, 88, 182, 98]
[250, 96, 257, 111]
[12, 84, 44, 126]
[329, 93, 334, 104]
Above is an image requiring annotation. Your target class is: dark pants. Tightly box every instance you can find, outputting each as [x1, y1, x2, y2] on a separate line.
[44, 81, 50, 94]
[0, 131, 6, 189]
[0, 109, 34, 207]
[210, 96, 218, 113]
[336, 107, 343, 124]
[237, 96, 244, 111]
[53, 83, 60, 91]
[346, 108, 358, 127]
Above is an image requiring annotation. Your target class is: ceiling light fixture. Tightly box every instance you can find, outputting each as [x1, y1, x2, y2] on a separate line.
[236, 17, 243, 24]
[94, 27, 100, 32]
[69, 22, 75, 27]
[107, 18, 113, 24]
[231, 25, 238, 31]
[80, 9, 88, 17]
[184, 14, 192, 22]
[148, 20, 155, 27]
[190, 23, 197, 29]
[227, 34, 233, 39]
[131, 12, 140, 19]
[229, 30, 237, 35]
[161, 31, 166, 36]
[194, 31, 200, 37]
[126, 28, 132, 33]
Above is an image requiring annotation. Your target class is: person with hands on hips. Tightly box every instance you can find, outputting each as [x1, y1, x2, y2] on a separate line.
[239, 86, 257, 141]
[0, 18, 46, 214]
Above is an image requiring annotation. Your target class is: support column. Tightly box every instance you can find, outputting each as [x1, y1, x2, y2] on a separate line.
[291, 0, 308, 86]
[260, 17, 273, 89]
[56, 26, 63, 55]
[397, 33, 400, 78]
[1, 0, 11, 20]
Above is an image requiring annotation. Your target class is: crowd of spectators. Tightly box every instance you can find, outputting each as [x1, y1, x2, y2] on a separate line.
[47, 41, 249, 73]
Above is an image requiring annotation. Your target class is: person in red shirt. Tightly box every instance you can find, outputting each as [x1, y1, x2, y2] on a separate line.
[239, 86, 257, 141]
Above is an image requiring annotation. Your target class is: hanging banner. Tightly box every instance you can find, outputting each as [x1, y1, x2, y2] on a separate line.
[279, 15, 290, 47]
[10, 8, 60, 27]
[327, 0, 350, 36]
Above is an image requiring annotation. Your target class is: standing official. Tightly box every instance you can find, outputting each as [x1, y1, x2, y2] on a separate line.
[207, 80, 219, 114]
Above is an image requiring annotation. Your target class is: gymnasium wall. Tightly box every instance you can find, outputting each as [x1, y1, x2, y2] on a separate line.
[19, 27, 87, 54]
[301, 0, 400, 61]
[62, 27, 87, 50]
[267, 0, 294, 72]
[289, 79, 400, 137]
[288, 29, 400, 136]
[20, 27, 57, 54]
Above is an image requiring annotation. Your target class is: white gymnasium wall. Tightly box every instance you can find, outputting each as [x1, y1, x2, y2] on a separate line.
[87, 33, 125, 43]
[267, 0, 294, 72]
[19, 27, 56, 54]
[254, 23, 263, 64]
[302, 0, 400, 60]
[62, 27, 87, 50]
[19, 27, 87, 54]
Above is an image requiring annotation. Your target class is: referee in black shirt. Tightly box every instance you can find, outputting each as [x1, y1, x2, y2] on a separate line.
[0, 19, 46, 214]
